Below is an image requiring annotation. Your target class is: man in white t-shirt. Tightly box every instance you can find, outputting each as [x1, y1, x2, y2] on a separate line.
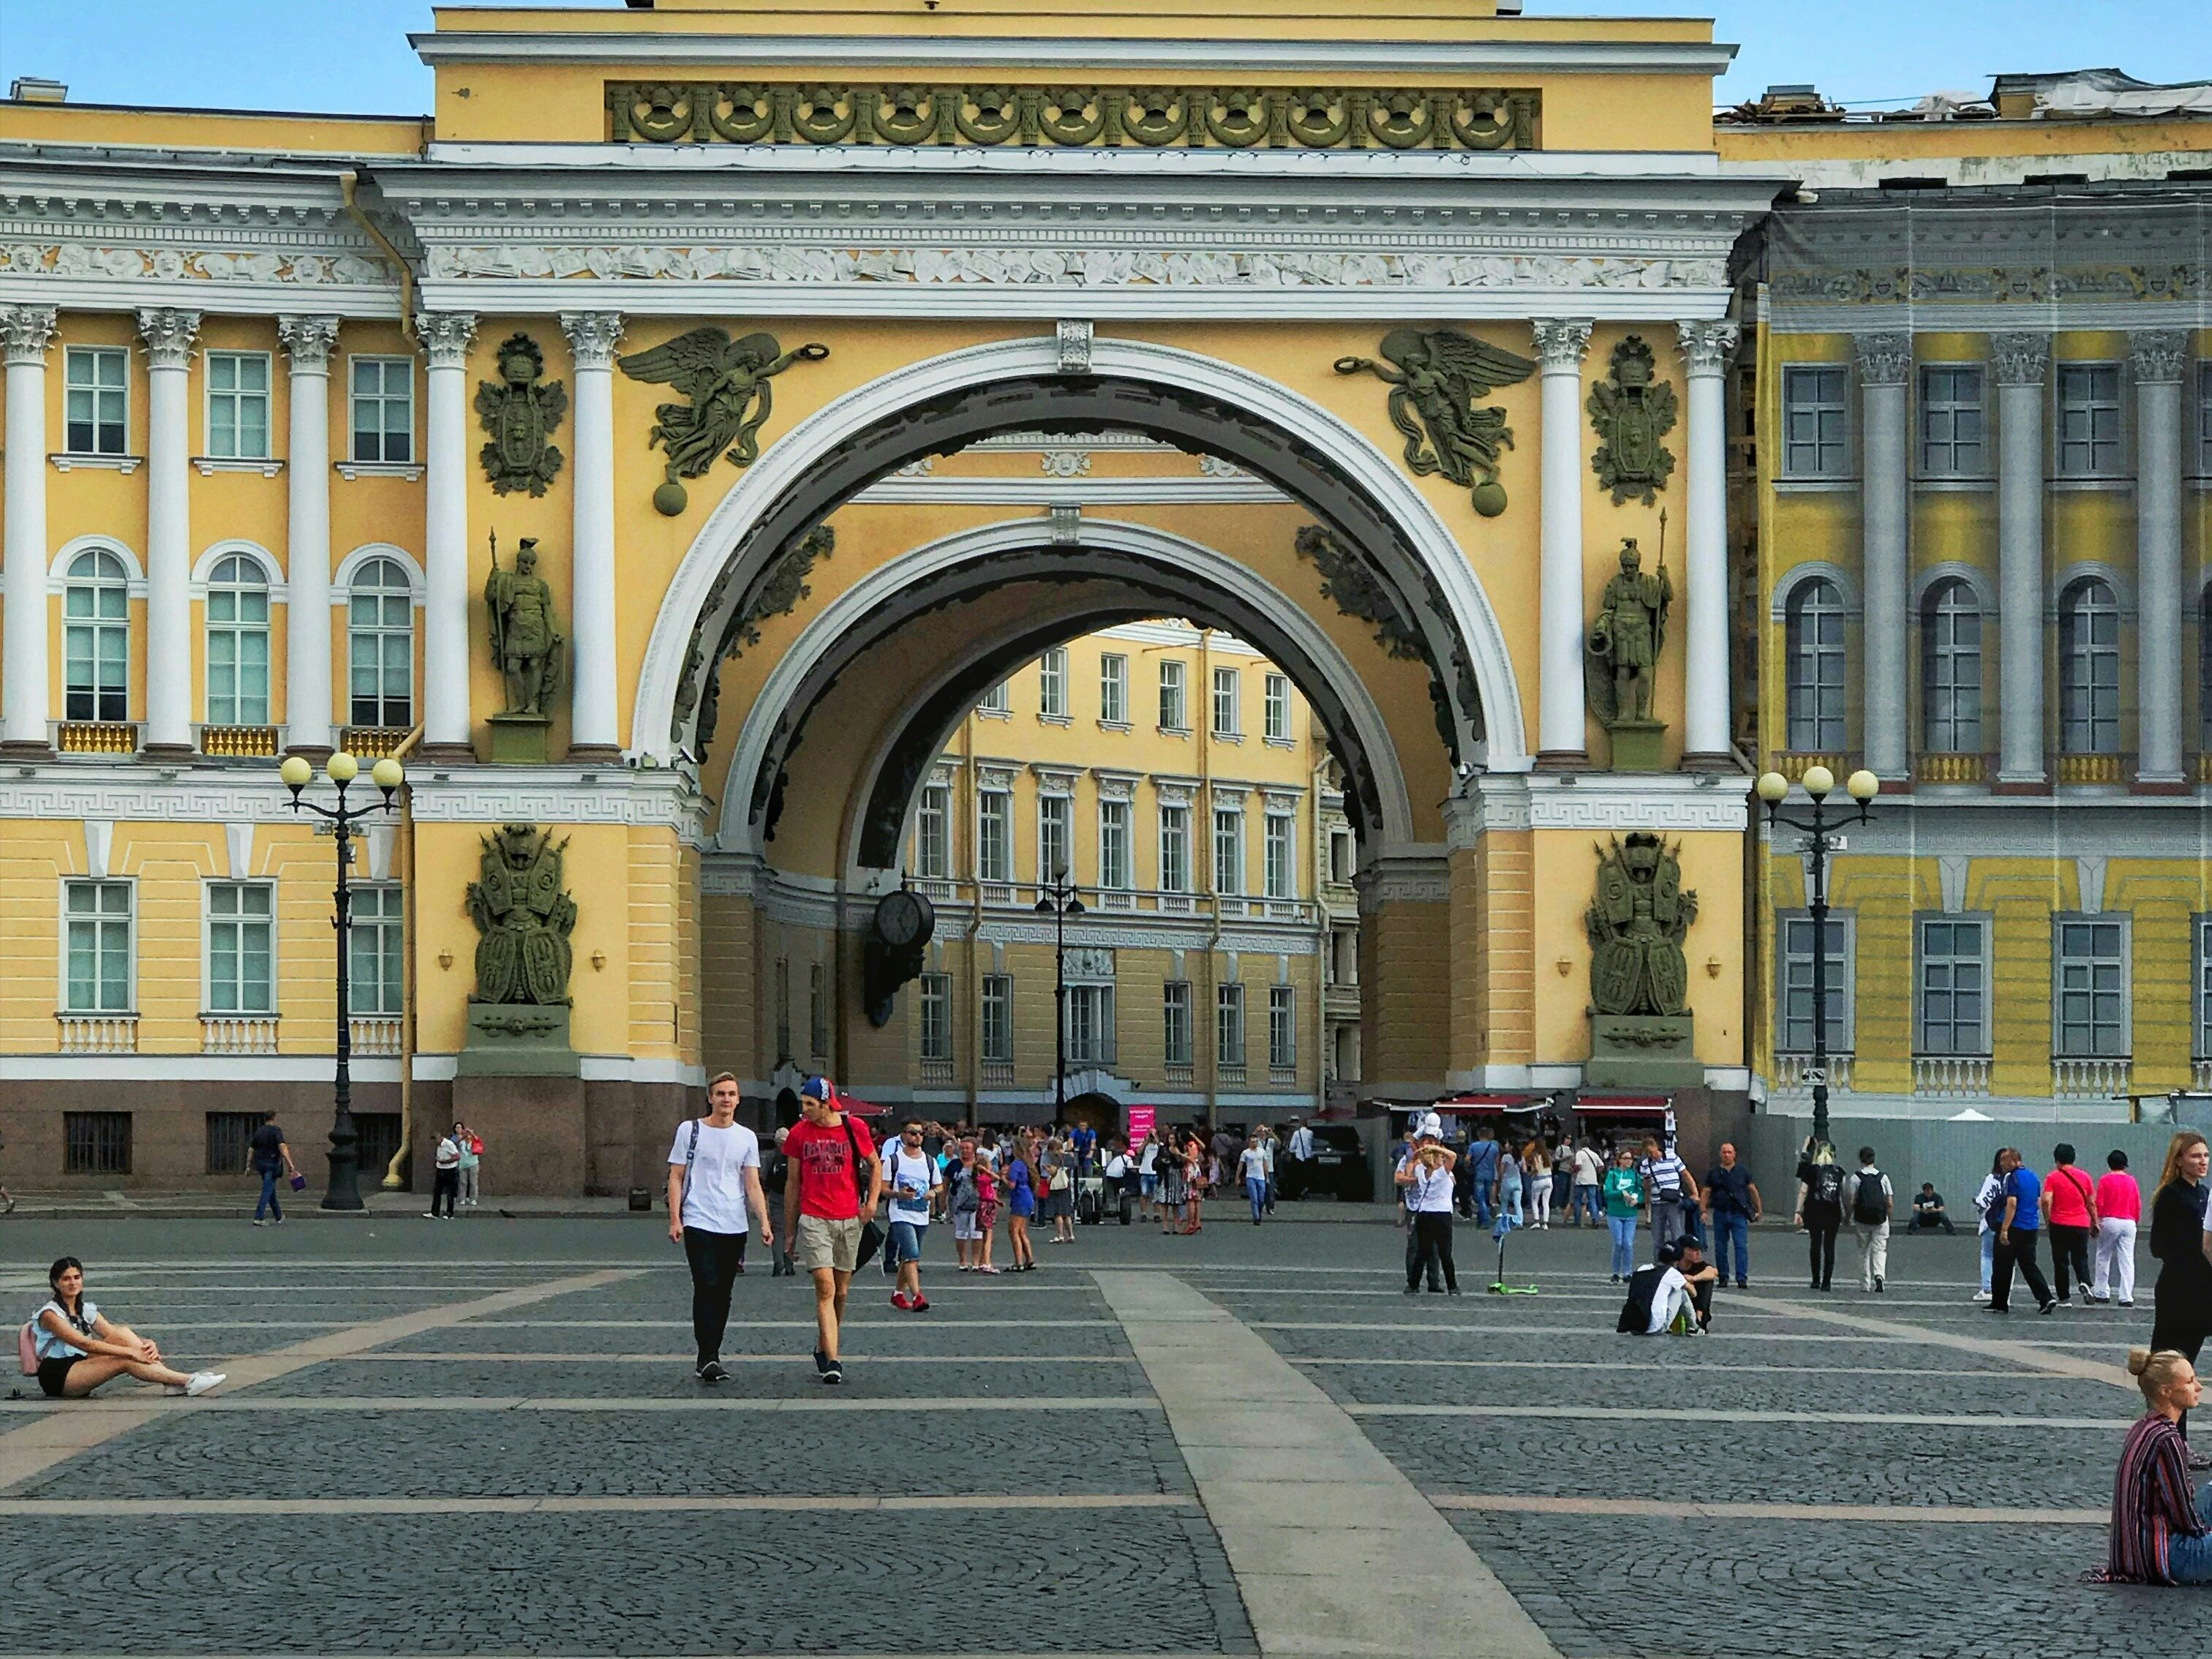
[1284, 1118, 1315, 1202]
[666, 1072, 773, 1385]
[881, 1118, 943, 1312]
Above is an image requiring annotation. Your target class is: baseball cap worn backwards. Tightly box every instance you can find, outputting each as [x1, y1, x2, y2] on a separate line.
[800, 1075, 835, 1103]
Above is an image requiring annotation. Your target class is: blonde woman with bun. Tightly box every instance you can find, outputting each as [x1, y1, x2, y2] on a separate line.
[2096, 1349, 2212, 1583]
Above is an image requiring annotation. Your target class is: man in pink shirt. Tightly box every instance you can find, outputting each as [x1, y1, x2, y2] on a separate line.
[2039, 1143, 2100, 1307]
[2091, 1148, 2143, 1307]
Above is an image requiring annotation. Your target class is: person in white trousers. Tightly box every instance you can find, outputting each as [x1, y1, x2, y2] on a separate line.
[2091, 1148, 2143, 1307]
[1843, 1148, 1894, 1294]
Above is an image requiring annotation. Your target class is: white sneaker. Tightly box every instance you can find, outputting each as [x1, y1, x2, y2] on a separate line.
[1971, 1290, 1991, 1304]
[184, 1372, 225, 1397]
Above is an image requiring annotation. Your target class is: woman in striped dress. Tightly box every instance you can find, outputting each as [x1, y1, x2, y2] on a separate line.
[2096, 1347, 2212, 1583]
[1158, 1129, 1190, 1235]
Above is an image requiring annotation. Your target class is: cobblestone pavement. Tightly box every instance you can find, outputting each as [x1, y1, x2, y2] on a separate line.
[0, 1211, 2200, 1656]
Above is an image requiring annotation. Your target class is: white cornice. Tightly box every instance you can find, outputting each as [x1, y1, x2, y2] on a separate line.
[410, 31, 1738, 78]
[1524, 772, 1748, 832]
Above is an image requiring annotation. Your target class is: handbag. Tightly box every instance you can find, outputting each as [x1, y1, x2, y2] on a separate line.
[289, 1173, 308, 1192]
[843, 1118, 885, 1270]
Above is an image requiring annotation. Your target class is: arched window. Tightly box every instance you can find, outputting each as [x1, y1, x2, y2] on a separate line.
[205, 552, 271, 727]
[347, 557, 414, 729]
[2058, 577, 2120, 756]
[62, 548, 130, 723]
[2200, 589, 2212, 753]
[1920, 579, 1982, 755]
[1785, 577, 1846, 752]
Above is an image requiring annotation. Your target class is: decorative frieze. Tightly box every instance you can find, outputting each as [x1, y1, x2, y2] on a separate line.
[4, 242, 391, 287]
[606, 82, 1540, 153]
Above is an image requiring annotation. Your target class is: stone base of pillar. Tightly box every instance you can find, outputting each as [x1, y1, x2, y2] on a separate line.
[565, 742, 622, 765]
[417, 740, 479, 766]
[1603, 720, 1666, 773]
[284, 742, 335, 765]
[0, 739, 55, 761]
[1677, 750, 1738, 773]
[1991, 778, 2048, 796]
[141, 742, 194, 763]
[1533, 749, 1591, 772]
[2132, 777, 2192, 796]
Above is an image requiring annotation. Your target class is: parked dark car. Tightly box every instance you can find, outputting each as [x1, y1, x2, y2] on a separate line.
[1287, 1124, 1373, 1201]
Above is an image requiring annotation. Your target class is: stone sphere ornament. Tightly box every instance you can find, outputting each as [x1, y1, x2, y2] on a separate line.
[652, 478, 688, 516]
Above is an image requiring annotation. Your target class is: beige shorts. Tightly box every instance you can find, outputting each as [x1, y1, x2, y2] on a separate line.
[796, 1213, 863, 1275]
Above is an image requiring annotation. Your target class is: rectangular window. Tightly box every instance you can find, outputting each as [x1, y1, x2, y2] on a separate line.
[65, 1112, 132, 1175]
[1781, 364, 1849, 479]
[350, 356, 414, 464]
[64, 880, 132, 1014]
[1263, 672, 1290, 741]
[1066, 982, 1116, 1065]
[1159, 803, 1190, 893]
[1269, 985, 1297, 1069]
[1099, 653, 1129, 724]
[206, 350, 271, 459]
[982, 974, 1013, 1064]
[2054, 917, 2128, 1057]
[1158, 660, 1187, 731]
[2197, 917, 2212, 1061]
[64, 346, 127, 456]
[1915, 916, 1988, 1056]
[206, 576, 271, 728]
[64, 565, 129, 723]
[1162, 982, 1193, 1066]
[2056, 363, 2123, 475]
[1329, 830, 1353, 884]
[810, 963, 829, 1060]
[1918, 365, 1986, 477]
[1265, 813, 1296, 900]
[1038, 793, 1072, 884]
[919, 972, 952, 1061]
[1039, 647, 1067, 718]
[916, 783, 950, 879]
[2198, 363, 2212, 480]
[1216, 982, 1246, 1069]
[978, 791, 1013, 882]
[977, 681, 1009, 714]
[1098, 798, 1132, 890]
[206, 1110, 260, 1177]
[1213, 806, 1244, 895]
[1777, 911, 1851, 1054]
[349, 884, 405, 1016]
[1211, 666, 1240, 736]
[206, 881, 274, 1015]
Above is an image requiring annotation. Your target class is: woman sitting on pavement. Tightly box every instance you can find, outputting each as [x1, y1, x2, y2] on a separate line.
[30, 1257, 224, 1399]
[2096, 1349, 2212, 1583]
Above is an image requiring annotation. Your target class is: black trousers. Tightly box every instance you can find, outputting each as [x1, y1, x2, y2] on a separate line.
[1804, 1204, 1840, 1288]
[2048, 1222, 2092, 1301]
[1991, 1227, 2053, 1312]
[1409, 1211, 1457, 1292]
[430, 1167, 459, 1217]
[1906, 1212, 1957, 1235]
[683, 1227, 749, 1363]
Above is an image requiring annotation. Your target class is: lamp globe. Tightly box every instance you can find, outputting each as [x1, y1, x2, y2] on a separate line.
[1846, 769, 1880, 803]
[1755, 771, 1789, 804]
[1800, 764, 1835, 799]
[326, 750, 360, 784]
[279, 755, 313, 790]
[370, 757, 405, 791]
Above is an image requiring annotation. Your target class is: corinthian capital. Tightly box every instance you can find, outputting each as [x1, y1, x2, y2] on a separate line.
[1853, 330, 1914, 387]
[1989, 331, 2049, 387]
[2129, 329, 2188, 386]
[559, 311, 626, 369]
[415, 312, 478, 369]
[1529, 317, 1593, 373]
[1674, 319, 1739, 377]
[277, 314, 342, 373]
[0, 305, 59, 366]
[135, 306, 202, 369]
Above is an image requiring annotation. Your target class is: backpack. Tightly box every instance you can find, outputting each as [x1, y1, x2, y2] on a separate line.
[1808, 1165, 1845, 1208]
[1851, 1169, 1891, 1225]
[17, 1320, 37, 1376]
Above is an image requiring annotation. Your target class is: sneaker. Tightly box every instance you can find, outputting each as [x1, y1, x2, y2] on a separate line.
[1736, 1280, 1750, 1290]
[821, 1360, 843, 1386]
[252, 1219, 266, 1227]
[2120, 1299, 2136, 1307]
[1447, 1286, 1463, 1296]
[1971, 1290, 1991, 1304]
[890, 1291, 914, 1311]
[911, 1295, 930, 1312]
[272, 1215, 285, 1225]
[423, 1212, 437, 1219]
[184, 1371, 225, 1398]
[1610, 1274, 1622, 1284]
[812, 1348, 830, 1376]
[2055, 1297, 2072, 1307]
[2038, 1301, 2058, 1315]
[696, 1360, 729, 1385]
[1873, 1276, 1884, 1293]
[1403, 1284, 1420, 1295]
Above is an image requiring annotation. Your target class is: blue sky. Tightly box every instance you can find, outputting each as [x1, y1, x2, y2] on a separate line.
[1, 2, 2207, 117]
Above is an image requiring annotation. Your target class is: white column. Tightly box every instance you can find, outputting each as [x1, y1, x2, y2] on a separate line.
[1856, 331, 1914, 780]
[1531, 316, 1592, 763]
[2131, 329, 2188, 786]
[138, 307, 200, 757]
[560, 312, 624, 760]
[1677, 319, 1739, 761]
[278, 315, 339, 756]
[1993, 332, 2049, 786]
[418, 313, 477, 759]
[1, 305, 58, 754]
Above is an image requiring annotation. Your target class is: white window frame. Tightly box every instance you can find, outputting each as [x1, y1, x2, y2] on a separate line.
[1264, 812, 1297, 900]
[1328, 829, 1354, 885]
[2053, 913, 2129, 1058]
[982, 973, 1014, 1064]
[348, 354, 415, 465]
[203, 350, 272, 461]
[1158, 659, 1187, 732]
[1038, 647, 1068, 719]
[1158, 802, 1191, 894]
[63, 546, 131, 723]
[347, 555, 415, 729]
[1786, 576, 1848, 751]
[1775, 908, 1854, 1054]
[977, 789, 1014, 884]
[1097, 797, 1132, 891]
[64, 345, 128, 456]
[919, 971, 953, 1062]
[977, 681, 1010, 715]
[1213, 805, 1245, 896]
[61, 879, 135, 1015]
[2055, 361, 2125, 478]
[1162, 981, 1192, 1066]
[348, 882, 405, 1017]
[1916, 363, 1987, 478]
[1920, 578, 1982, 755]
[1216, 982, 1246, 1068]
[1099, 652, 1129, 726]
[1065, 982, 1117, 1066]
[2194, 916, 2212, 1062]
[1781, 364, 1851, 480]
[1211, 665, 1241, 737]
[1263, 672, 1291, 742]
[204, 552, 272, 727]
[2197, 362, 2212, 479]
[2058, 577, 2121, 756]
[1038, 791, 1072, 884]
[915, 783, 951, 879]
[1913, 913, 1990, 1058]
[1268, 984, 1297, 1069]
[205, 880, 276, 1016]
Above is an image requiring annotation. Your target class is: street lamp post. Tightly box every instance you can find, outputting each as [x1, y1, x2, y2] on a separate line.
[1035, 867, 1085, 1124]
[1755, 764, 1879, 1150]
[279, 750, 405, 1211]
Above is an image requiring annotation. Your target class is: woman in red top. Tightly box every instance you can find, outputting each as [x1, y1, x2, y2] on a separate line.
[2092, 1148, 2144, 1306]
[2038, 1143, 2099, 1306]
[2098, 1348, 2212, 1583]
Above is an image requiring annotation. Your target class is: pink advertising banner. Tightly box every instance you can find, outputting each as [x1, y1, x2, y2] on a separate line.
[1126, 1105, 1156, 1144]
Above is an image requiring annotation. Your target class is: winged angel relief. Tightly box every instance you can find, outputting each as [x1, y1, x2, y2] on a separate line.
[1334, 328, 1535, 517]
[616, 327, 829, 515]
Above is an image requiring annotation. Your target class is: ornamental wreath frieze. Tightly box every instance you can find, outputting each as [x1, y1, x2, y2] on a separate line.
[4, 243, 391, 285]
[606, 83, 1540, 152]
[1769, 263, 2212, 305]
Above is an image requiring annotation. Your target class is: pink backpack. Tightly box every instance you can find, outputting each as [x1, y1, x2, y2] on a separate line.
[17, 1320, 37, 1376]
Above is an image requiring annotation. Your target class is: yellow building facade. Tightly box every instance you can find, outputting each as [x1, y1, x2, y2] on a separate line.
[0, 0, 1780, 1192]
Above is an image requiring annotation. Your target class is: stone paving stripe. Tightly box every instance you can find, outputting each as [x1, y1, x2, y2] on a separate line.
[1347, 1403, 2136, 1429]
[0, 1652, 1227, 1659]
[459, 1317, 1118, 1328]
[0, 1268, 638, 1494]
[1427, 1493, 2108, 1525]
[0, 1491, 1193, 1516]
[1730, 1289, 2140, 1389]
[1095, 1270, 1559, 1659]
[1252, 1320, 2129, 1348]
[0, 1394, 1159, 1415]
[1295, 1358, 2057, 1377]
[350, 1350, 1139, 1364]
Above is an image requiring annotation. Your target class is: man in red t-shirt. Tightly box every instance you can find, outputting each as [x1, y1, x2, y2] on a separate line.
[780, 1075, 882, 1385]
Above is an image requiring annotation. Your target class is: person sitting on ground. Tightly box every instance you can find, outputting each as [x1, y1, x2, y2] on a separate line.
[2095, 1348, 2212, 1584]
[1908, 1183, 1957, 1235]
[1617, 1238, 1719, 1336]
[29, 1257, 224, 1399]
